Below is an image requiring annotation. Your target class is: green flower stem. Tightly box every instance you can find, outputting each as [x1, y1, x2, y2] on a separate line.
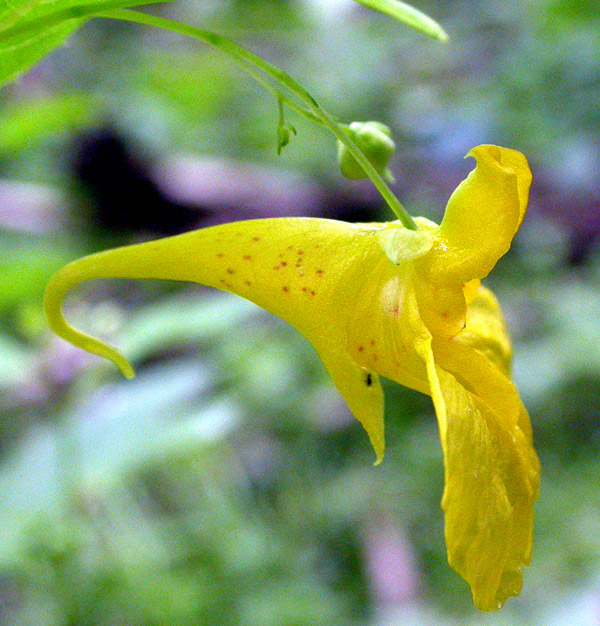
[220, 53, 322, 126]
[97, 9, 418, 230]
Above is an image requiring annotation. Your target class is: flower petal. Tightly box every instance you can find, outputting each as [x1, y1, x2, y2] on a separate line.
[434, 367, 537, 611]
[428, 145, 532, 284]
[414, 308, 539, 611]
[44, 217, 398, 460]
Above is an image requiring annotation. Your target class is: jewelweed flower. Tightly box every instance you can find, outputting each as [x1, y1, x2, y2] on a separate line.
[45, 144, 539, 611]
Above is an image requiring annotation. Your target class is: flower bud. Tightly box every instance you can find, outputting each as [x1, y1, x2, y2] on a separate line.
[337, 121, 396, 182]
[277, 122, 296, 155]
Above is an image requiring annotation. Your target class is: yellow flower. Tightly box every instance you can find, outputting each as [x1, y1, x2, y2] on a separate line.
[45, 144, 539, 611]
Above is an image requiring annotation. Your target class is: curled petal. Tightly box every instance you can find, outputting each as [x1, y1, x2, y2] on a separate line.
[428, 145, 531, 284]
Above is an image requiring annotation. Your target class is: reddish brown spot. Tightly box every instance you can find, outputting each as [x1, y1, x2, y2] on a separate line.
[301, 287, 308, 292]
[298, 250, 304, 255]
[226, 268, 235, 275]
[392, 306, 399, 316]
[219, 279, 226, 284]
[310, 290, 316, 296]
[245, 280, 252, 286]
[281, 262, 287, 267]
[217, 252, 225, 258]
[370, 339, 375, 346]
[358, 345, 364, 353]
[243, 255, 252, 261]
[252, 236, 261, 241]
[282, 286, 290, 292]
[441, 311, 449, 319]
[316, 269, 324, 276]
[273, 266, 280, 271]
[372, 354, 378, 362]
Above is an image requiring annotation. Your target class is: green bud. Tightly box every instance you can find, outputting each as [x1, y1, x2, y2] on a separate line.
[277, 121, 296, 155]
[276, 97, 296, 155]
[337, 121, 396, 183]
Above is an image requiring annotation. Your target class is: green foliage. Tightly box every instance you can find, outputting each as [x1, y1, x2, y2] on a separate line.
[0, 0, 167, 86]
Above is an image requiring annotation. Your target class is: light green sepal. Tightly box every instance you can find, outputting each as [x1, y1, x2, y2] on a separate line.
[377, 224, 434, 265]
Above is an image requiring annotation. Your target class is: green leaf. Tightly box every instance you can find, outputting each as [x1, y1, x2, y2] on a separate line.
[0, 0, 169, 87]
[353, 0, 448, 42]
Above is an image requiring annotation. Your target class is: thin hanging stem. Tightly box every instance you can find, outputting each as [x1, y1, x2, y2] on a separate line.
[95, 8, 417, 230]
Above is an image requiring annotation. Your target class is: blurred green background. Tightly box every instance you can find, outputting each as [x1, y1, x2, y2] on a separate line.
[1, 0, 600, 624]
